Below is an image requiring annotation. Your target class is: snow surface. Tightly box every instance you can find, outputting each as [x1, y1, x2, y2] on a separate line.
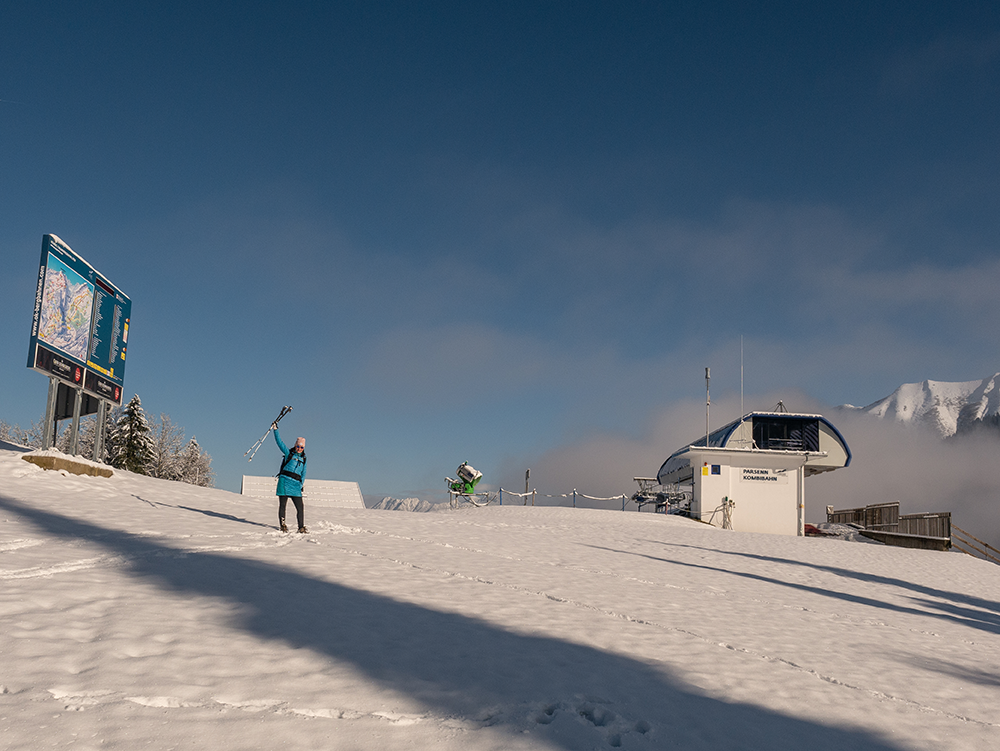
[2, 447, 999, 751]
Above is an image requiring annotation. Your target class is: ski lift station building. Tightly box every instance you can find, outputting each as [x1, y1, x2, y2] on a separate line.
[655, 411, 852, 536]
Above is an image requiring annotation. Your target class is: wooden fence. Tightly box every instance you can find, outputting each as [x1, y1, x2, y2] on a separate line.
[827, 502, 951, 552]
[826, 502, 1000, 563]
[826, 502, 900, 531]
[898, 512, 952, 539]
[952, 525, 1000, 565]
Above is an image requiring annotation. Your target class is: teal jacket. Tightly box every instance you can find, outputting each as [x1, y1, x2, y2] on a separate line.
[274, 428, 306, 497]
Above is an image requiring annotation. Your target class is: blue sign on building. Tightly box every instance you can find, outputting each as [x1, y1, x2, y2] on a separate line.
[27, 235, 131, 405]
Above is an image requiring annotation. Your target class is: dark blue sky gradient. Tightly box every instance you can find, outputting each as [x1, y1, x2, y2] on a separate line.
[2, 2, 999, 497]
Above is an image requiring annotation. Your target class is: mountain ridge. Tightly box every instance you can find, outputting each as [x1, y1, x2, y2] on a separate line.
[842, 373, 1000, 437]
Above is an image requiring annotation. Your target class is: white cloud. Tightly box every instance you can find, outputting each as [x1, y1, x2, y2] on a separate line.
[496, 391, 1000, 550]
[808, 409, 1000, 551]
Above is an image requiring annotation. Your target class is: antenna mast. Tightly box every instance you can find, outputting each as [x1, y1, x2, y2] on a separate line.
[740, 336, 744, 419]
[705, 367, 711, 446]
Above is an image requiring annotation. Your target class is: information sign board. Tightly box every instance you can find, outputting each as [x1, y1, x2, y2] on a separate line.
[27, 235, 131, 405]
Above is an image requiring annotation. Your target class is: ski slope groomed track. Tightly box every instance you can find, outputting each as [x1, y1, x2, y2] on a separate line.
[1, 447, 999, 750]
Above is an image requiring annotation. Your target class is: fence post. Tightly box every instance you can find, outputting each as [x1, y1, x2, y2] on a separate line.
[573, 489, 576, 508]
[499, 488, 503, 506]
[532, 489, 535, 507]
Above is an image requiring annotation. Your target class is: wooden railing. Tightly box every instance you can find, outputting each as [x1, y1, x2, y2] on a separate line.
[827, 502, 951, 552]
[952, 525, 1000, 565]
[827, 504, 999, 564]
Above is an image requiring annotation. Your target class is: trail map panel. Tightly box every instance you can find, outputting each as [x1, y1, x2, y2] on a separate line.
[27, 235, 131, 405]
[35, 248, 94, 362]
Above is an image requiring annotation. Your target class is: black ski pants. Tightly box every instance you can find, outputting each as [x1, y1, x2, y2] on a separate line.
[278, 495, 305, 529]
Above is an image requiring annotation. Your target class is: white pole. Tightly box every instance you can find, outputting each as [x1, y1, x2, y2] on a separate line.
[798, 462, 806, 536]
[705, 367, 711, 446]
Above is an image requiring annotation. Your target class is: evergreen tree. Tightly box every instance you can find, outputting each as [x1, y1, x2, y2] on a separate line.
[107, 395, 155, 474]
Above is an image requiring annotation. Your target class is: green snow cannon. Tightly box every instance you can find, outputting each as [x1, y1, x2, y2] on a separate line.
[448, 462, 483, 495]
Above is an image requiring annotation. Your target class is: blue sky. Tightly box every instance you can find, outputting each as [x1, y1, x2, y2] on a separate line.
[2, 1, 999, 500]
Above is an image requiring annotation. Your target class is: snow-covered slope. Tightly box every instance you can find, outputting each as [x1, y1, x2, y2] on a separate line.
[2, 447, 999, 750]
[849, 373, 1000, 437]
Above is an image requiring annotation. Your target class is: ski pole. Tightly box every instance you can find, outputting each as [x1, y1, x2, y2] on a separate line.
[245, 405, 291, 461]
[244, 405, 292, 461]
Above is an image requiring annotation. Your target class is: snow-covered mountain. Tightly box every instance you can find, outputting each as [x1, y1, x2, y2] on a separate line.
[845, 373, 1000, 437]
[369, 495, 441, 512]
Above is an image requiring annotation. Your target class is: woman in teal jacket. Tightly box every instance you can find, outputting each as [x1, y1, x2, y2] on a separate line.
[273, 426, 307, 533]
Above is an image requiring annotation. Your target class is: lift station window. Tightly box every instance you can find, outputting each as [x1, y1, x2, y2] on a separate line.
[752, 418, 820, 452]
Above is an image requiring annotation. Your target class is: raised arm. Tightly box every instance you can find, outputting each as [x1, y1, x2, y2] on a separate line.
[273, 427, 290, 457]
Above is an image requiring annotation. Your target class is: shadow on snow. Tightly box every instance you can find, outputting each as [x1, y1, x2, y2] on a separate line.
[634, 539, 1000, 636]
[0, 494, 907, 751]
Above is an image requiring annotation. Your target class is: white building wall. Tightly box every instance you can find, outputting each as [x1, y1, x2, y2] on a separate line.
[730, 465, 800, 535]
[687, 450, 806, 536]
[241, 476, 365, 509]
[815, 422, 850, 468]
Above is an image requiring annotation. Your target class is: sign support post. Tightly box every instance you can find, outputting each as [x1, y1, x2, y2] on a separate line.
[92, 401, 108, 462]
[42, 377, 60, 450]
[68, 387, 84, 455]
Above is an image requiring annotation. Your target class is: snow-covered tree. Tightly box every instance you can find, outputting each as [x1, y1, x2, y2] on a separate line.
[0, 420, 21, 446]
[106, 395, 155, 474]
[0, 419, 42, 449]
[70, 407, 116, 461]
[174, 437, 214, 487]
[149, 413, 185, 480]
[79, 409, 111, 461]
[4, 395, 213, 487]
[54, 423, 68, 452]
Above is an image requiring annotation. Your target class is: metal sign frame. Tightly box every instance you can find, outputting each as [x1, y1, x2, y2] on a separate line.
[27, 234, 131, 405]
[27, 235, 132, 454]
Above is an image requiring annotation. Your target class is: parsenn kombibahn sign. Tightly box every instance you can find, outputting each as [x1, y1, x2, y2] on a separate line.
[27, 234, 131, 405]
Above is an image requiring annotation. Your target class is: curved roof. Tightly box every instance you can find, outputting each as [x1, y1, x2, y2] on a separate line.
[657, 411, 852, 483]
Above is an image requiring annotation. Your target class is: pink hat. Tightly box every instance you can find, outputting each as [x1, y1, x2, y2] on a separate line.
[294, 437, 306, 448]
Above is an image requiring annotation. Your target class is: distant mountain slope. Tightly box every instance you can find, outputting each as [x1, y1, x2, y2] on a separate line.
[846, 374, 1000, 437]
[369, 496, 440, 512]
